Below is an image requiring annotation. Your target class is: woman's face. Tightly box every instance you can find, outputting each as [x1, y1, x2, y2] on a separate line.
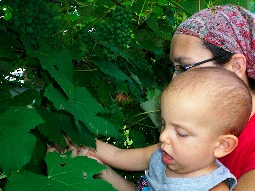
[170, 34, 218, 77]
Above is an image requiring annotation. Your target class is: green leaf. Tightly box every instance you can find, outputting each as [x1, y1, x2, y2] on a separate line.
[44, 85, 120, 137]
[38, 109, 96, 149]
[0, 106, 44, 175]
[133, 0, 152, 15]
[165, 9, 175, 25]
[11, 89, 42, 107]
[90, 75, 115, 105]
[130, 130, 146, 148]
[96, 0, 115, 8]
[0, 29, 21, 59]
[25, 137, 47, 175]
[146, 14, 172, 40]
[0, 84, 12, 113]
[6, 152, 117, 191]
[69, 12, 79, 21]
[140, 88, 162, 129]
[93, 57, 131, 82]
[151, 6, 163, 16]
[38, 109, 71, 150]
[181, 0, 207, 14]
[28, 45, 74, 98]
[132, 29, 165, 55]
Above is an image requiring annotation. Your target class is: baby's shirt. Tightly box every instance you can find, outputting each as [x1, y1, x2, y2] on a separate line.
[144, 149, 237, 191]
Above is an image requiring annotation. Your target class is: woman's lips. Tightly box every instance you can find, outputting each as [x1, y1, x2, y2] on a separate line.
[162, 151, 173, 165]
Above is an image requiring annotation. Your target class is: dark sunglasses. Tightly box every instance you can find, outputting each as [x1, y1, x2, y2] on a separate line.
[171, 57, 219, 75]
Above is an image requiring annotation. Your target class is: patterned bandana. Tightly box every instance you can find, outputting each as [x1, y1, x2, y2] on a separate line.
[175, 5, 255, 79]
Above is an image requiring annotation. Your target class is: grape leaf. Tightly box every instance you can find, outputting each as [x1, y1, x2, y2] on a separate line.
[140, 88, 162, 129]
[130, 130, 146, 148]
[152, 6, 163, 16]
[38, 108, 96, 149]
[181, 0, 207, 14]
[146, 14, 172, 40]
[0, 106, 44, 175]
[11, 89, 42, 107]
[0, 83, 12, 113]
[38, 109, 71, 150]
[0, 29, 21, 59]
[92, 57, 131, 82]
[132, 0, 152, 15]
[25, 137, 47, 175]
[132, 29, 164, 55]
[238, 0, 253, 10]
[6, 152, 117, 191]
[90, 74, 115, 105]
[29, 44, 75, 99]
[44, 85, 121, 137]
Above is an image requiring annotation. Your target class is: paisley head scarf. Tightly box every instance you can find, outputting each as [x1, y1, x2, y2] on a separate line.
[175, 5, 255, 79]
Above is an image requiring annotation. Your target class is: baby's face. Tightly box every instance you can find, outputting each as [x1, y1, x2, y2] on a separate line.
[159, 90, 220, 178]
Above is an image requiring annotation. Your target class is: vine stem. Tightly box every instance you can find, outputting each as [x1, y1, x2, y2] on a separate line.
[74, 69, 98, 72]
[138, 0, 147, 25]
[169, 1, 192, 16]
[126, 110, 161, 122]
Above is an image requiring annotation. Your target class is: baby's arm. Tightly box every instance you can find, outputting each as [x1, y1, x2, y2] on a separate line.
[97, 167, 136, 191]
[89, 139, 160, 171]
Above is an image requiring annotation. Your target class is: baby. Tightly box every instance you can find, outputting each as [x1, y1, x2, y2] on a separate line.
[138, 67, 252, 190]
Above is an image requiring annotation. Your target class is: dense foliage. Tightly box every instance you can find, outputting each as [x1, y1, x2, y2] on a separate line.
[0, 0, 253, 190]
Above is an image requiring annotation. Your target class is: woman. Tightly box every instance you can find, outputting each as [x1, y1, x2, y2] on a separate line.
[73, 5, 255, 191]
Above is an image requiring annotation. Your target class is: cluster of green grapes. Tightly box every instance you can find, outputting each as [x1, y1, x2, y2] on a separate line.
[72, 27, 94, 56]
[9, 0, 59, 48]
[95, 6, 133, 59]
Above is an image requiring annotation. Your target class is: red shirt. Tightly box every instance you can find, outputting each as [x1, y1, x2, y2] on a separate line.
[220, 114, 255, 179]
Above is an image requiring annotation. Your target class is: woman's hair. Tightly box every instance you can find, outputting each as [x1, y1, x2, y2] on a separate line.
[175, 5, 255, 81]
[203, 41, 255, 91]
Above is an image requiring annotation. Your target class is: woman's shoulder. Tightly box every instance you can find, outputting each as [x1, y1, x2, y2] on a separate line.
[238, 113, 255, 142]
[220, 113, 255, 179]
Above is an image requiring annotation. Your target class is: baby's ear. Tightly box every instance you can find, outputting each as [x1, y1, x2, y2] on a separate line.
[213, 135, 238, 158]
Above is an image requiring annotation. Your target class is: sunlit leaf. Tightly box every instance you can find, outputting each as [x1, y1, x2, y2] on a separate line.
[140, 88, 161, 129]
[6, 152, 117, 191]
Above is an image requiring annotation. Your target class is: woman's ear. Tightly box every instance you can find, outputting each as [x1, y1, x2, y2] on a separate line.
[214, 135, 238, 158]
[224, 53, 247, 79]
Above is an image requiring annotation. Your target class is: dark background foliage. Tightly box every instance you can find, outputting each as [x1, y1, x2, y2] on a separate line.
[0, 0, 253, 190]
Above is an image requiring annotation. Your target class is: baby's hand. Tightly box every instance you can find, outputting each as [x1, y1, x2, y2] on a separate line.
[63, 134, 104, 164]
[76, 145, 104, 164]
[47, 134, 104, 164]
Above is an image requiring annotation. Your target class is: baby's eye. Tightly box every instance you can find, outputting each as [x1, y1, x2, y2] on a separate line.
[176, 131, 188, 137]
